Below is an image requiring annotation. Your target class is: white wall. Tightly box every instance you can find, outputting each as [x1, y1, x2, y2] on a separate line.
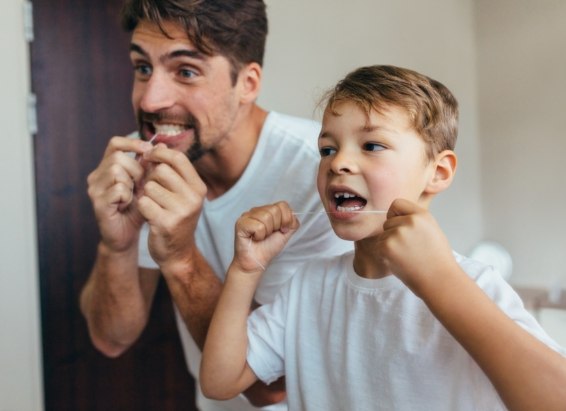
[476, 0, 566, 288]
[260, 0, 484, 254]
[0, 1, 44, 411]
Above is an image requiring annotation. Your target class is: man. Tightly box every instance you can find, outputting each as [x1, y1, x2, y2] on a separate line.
[79, 1, 351, 410]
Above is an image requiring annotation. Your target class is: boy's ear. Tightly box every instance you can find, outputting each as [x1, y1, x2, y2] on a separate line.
[238, 62, 262, 104]
[425, 150, 457, 194]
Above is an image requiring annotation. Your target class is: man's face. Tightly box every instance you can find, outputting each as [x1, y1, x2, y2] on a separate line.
[316, 101, 436, 241]
[129, 20, 242, 161]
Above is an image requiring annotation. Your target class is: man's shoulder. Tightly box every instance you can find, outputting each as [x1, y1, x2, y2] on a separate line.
[265, 111, 321, 138]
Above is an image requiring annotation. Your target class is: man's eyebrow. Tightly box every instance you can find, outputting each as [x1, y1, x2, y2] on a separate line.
[130, 43, 149, 58]
[129, 43, 204, 61]
[169, 49, 204, 60]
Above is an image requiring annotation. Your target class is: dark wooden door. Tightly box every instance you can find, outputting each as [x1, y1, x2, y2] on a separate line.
[30, 1, 197, 409]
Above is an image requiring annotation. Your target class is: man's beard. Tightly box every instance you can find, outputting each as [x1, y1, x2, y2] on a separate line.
[186, 140, 208, 162]
[137, 110, 210, 162]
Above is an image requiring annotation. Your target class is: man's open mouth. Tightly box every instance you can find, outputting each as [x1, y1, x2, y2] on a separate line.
[152, 123, 191, 137]
[333, 191, 367, 212]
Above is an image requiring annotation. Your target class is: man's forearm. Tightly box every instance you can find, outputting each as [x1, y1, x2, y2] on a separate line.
[80, 242, 158, 357]
[160, 246, 223, 350]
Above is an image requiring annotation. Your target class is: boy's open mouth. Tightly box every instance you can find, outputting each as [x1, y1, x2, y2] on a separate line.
[333, 191, 367, 212]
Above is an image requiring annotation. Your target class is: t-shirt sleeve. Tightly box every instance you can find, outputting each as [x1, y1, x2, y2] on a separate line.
[138, 223, 159, 269]
[246, 280, 292, 385]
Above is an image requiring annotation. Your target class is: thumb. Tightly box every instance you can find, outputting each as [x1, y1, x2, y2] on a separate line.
[387, 198, 422, 219]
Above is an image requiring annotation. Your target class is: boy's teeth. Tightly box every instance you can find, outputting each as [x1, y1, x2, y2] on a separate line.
[334, 192, 356, 199]
[154, 124, 185, 136]
[337, 205, 364, 212]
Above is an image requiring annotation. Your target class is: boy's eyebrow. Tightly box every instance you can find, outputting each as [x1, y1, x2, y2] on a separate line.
[129, 43, 205, 62]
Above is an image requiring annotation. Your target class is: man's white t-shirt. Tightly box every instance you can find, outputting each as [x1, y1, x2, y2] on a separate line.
[139, 111, 352, 411]
[247, 251, 566, 411]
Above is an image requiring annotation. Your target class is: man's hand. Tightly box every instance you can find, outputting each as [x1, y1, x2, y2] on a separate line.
[87, 136, 154, 253]
[135, 144, 207, 275]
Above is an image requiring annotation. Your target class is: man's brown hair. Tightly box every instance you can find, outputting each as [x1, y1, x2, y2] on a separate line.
[121, 0, 268, 84]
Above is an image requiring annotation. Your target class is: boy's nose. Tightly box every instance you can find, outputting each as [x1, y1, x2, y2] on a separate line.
[330, 150, 357, 174]
[138, 72, 176, 113]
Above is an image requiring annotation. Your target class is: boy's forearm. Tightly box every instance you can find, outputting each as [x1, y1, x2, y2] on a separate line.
[80, 242, 157, 357]
[200, 264, 262, 400]
[421, 267, 566, 411]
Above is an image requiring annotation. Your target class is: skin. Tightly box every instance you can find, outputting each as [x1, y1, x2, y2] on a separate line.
[201, 101, 566, 410]
[80, 20, 285, 406]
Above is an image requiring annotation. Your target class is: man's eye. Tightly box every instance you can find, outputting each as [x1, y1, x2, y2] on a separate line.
[179, 68, 197, 79]
[319, 147, 336, 157]
[134, 64, 152, 77]
[364, 142, 385, 152]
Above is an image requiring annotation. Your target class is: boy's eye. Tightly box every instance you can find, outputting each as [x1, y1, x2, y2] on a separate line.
[319, 147, 336, 157]
[363, 142, 385, 152]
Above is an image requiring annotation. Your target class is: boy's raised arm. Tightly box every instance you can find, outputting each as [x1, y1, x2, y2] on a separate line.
[200, 202, 299, 400]
[423, 268, 566, 411]
[380, 199, 566, 410]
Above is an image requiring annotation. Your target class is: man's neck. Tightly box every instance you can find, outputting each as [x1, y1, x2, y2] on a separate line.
[196, 104, 268, 200]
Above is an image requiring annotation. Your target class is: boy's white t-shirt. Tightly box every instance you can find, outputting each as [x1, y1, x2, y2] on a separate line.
[139, 111, 353, 411]
[247, 251, 565, 411]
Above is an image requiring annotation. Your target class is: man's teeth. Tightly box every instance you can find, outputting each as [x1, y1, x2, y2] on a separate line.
[154, 124, 186, 136]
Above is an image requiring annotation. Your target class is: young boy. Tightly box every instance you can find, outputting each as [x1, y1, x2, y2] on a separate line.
[200, 65, 566, 410]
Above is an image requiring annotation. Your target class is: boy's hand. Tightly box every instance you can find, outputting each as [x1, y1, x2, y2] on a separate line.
[233, 201, 300, 274]
[377, 198, 459, 297]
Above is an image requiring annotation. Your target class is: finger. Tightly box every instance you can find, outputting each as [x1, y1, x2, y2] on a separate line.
[236, 213, 269, 242]
[275, 201, 299, 233]
[143, 148, 207, 200]
[142, 144, 200, 184]
[248, 206, 278, 239]
[144, 162, 190, 195]
[386, 198, 415, 218]
[92, 180, 136, 214]
[137, 194, 165, 225]
[92, 151, 146, 190]
[103, 136, 154, 158]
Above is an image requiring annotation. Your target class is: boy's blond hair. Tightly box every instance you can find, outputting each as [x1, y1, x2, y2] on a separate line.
[323, 65, 459, 159]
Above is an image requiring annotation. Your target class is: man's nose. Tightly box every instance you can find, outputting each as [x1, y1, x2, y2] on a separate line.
[138, 71, 176, 113]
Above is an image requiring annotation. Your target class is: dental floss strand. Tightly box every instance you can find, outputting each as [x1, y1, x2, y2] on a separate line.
[246, 210, 387, 269]
[133, 134, 159, 195]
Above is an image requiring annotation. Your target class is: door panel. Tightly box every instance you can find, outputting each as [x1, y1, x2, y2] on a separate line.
[30, 1, 197, 409]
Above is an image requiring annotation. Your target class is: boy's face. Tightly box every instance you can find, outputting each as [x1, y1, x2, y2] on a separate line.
[129, 20, 245, 161]
[317, 100, 437, 241]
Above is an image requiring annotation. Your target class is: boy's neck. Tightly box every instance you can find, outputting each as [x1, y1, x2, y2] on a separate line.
[353, 243, 392, 279]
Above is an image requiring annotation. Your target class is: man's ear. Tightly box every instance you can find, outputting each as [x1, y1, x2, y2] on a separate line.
[425, 150, 457, 194]
[238, 62, 262, 104]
